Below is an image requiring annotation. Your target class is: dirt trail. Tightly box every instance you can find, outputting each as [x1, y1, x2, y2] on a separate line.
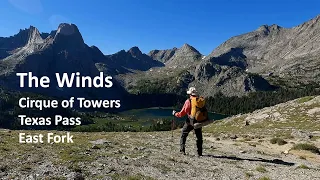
[1, 131, 319, 180]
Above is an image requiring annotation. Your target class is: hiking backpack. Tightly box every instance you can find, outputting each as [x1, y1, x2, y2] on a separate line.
[190, 96, 209, 122]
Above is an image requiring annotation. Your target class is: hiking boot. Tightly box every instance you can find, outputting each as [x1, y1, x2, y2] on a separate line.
[180, 149, 186, 155]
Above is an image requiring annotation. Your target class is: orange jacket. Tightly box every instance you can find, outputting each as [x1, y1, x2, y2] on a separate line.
[175, 99, 191, 118]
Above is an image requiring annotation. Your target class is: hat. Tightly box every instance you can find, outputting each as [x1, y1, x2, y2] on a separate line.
[187, 87, 197, 95]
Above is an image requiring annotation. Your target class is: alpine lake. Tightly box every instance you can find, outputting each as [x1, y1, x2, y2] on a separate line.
[87, 107, 228, 131]
[119, 107, 228, 121]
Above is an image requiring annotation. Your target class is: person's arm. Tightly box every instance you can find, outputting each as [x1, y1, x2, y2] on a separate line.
[175, 99, 191, 118]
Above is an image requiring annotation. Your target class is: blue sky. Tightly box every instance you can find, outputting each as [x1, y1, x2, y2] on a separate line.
[1, 0, 319, 55]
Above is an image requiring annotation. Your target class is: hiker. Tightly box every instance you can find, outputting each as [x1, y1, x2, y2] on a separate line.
[172, 87, 205, 156]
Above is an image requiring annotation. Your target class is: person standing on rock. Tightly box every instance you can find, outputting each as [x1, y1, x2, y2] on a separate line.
[172, 87, 203, 156]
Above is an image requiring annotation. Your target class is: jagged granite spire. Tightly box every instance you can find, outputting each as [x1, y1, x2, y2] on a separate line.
[26, 26, 43, 45]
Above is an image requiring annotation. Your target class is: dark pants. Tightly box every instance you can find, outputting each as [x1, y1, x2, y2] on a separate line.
[180, 121, 203, 155]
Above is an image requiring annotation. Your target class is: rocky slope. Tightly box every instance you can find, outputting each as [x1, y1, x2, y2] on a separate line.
[1, 96, 319, 179]
[148, 43, 202, 67]
[148, 47, 177, 63]
[0, 27, 33, 59]
[164, 43, 202, 69]
[122, 64, 274, 97]
[205, 95, 320, 138]
[205, 15, 320, 83]
[120, 43, 273, 97]
[191, 62, 274, 97]
[147, 43, 202, 69]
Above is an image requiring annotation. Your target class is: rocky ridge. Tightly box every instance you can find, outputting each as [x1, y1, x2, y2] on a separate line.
[105, 46, 164, 71]
[205, 15, 320, 82]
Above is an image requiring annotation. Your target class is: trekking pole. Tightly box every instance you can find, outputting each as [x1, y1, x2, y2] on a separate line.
[170, 115, 175, 156]
[171, 116, 174, 140]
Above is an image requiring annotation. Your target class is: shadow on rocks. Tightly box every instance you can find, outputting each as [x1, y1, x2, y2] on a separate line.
[203, 154, 295, 166]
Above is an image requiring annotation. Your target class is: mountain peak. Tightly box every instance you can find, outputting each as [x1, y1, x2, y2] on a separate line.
[29, 25, 37, 30]
[53, 23, 85, 49]
[164, 44, 201, 68]
[257, 24, 268, 31]
[128, 46, 142, 57]
[257, 24, 282, 33]
[182, 43, 192, 48]
[25, 26, 44, 45]
[56, 23, 80, 36]
[178, 43, 201, 55]
[270, 24, 282, 30]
